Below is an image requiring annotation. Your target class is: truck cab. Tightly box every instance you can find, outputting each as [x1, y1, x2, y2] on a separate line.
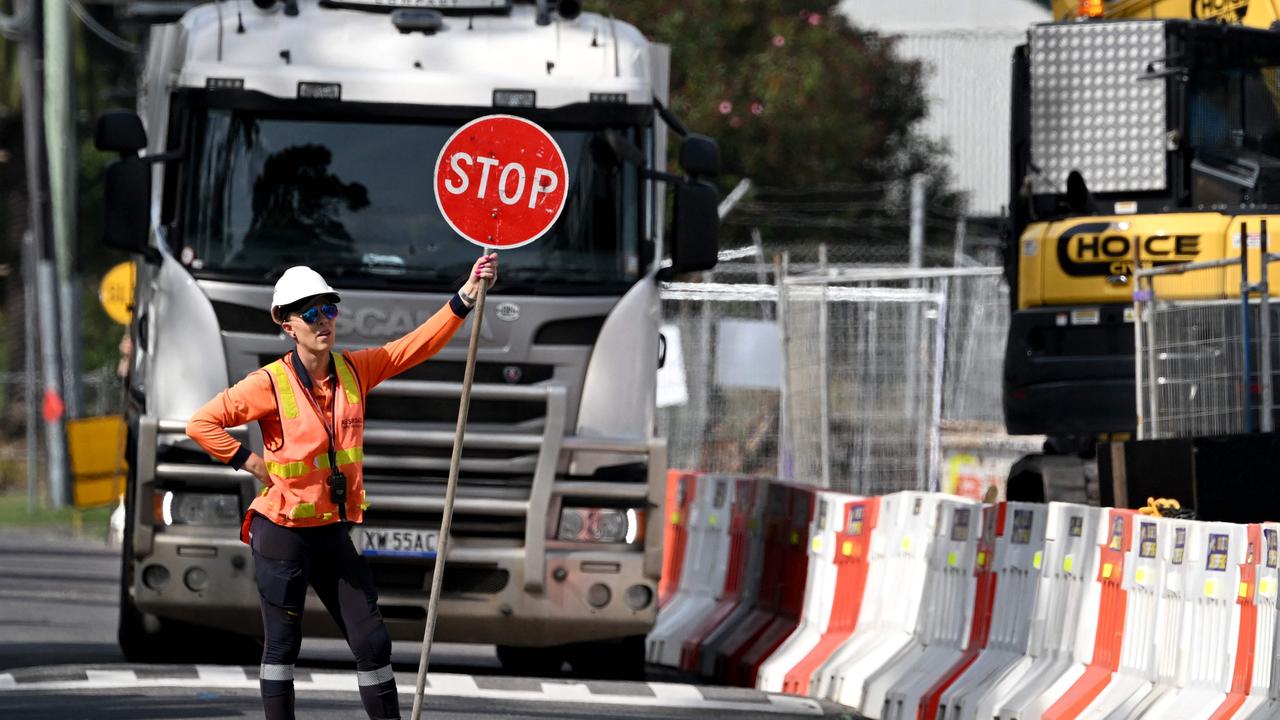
[95, 0, 718, 673]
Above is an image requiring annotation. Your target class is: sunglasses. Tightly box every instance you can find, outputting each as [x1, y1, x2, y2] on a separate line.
[296, 303, 339, 325]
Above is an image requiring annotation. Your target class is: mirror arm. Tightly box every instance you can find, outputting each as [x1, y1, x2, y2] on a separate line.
[642, 168, 685, 185]
[141, 148, 184, 164]
[652, 97, 689, 138]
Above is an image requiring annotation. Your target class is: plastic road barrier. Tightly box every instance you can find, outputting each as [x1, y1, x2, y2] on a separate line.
[876, 503, 996, 720]
[1131, 521, 1249, 720]
[937, 502, 1049, 720]
[1039, 508, 1136, 720]
[1239, 523, 1280, 720]
[769, 495, 879, 695]
[1109, 518, 1194, 720]
[813, 492, 950, 710]
[693, 481, 786, 678]
[678, 477, 770, 673]
[981, 503, 1103, 720]
[647, 474, 736, 667]
[1071, 515, 1170, 719]
[712, 484, 811, 684]
[659, 471, 699, 610]
[726, 485, 817, 687]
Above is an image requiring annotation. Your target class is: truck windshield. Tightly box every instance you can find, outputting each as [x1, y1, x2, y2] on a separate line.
[180, 109, 643, 293]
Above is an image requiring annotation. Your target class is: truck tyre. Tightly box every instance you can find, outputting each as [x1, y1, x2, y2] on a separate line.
[495, 644, 566, 677]
[565, 635, 645, 680]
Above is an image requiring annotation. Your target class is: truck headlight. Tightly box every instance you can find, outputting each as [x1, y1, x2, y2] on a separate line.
[557, 507, 645, 544]
[155, 491, 241, 526]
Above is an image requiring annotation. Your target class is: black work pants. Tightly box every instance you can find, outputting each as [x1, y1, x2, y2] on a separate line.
[248, 513, 399, 720]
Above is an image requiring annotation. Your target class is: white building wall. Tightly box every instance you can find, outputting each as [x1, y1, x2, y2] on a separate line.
[840, 0, 1051, 217]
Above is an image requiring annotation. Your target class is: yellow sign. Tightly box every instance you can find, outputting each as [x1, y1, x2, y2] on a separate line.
[99, 261, 136, 325]
[68, 415, 128, 508]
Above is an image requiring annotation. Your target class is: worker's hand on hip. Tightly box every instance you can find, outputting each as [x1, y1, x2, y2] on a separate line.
[242, 453, 272, 487]
[461, 253, 498, 298]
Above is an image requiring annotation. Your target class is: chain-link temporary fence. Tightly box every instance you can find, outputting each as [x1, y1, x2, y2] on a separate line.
[658, 260, 1011, 496]
[1135, 248, 1271, 439]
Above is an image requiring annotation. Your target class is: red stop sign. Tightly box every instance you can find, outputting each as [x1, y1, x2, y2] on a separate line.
[434, 115, 569, 250]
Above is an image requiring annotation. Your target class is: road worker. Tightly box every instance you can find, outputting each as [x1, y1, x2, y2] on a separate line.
[187, 254, 497, 720]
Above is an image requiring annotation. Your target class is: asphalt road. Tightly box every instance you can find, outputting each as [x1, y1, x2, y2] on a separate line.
[0, 528, 856, 719]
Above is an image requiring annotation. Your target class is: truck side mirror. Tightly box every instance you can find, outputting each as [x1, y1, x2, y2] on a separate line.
[95, 111, 156, 260]
[95, 111, 147, 154]
[102, 159, 153, 258]
[679, 134, 720, 178]
[668, 180, 719, 274]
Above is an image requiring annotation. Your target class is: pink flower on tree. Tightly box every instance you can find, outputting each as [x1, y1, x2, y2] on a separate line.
[751, 101, 765, 115]
[808, 13, 822, 26]
[718, 100, 733, 115]
[772, 35, 786, 48]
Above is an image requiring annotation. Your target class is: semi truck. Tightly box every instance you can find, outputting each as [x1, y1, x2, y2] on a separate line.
[93, 0, 719, 676]
[1004, 0, 1280, 494]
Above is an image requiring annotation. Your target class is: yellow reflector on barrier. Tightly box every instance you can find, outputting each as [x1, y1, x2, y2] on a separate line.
[1033, 551, 1043, 570]
[842, 540, 853, 557]
[977, 551, 986, 568]
[670, 511, 681, 525]
[1102, 563, 1113, 579]
[708, 514, 718, 528]
[1135, 567, 1148, 585]
[1263, 578, 1275, 596]
[902, 536, 912, 552]
[1239, 582, 1250, 598]
[790, 531, 800, 545]
[947, 551, 958, 567]
[1205, 579, 1217, 596]
[811, 536, 824, 553]
[1064, 555, 1075, 573]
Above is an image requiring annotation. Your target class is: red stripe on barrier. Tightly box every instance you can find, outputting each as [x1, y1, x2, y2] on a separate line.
[679, 478, 759, 672]
[659, 471, 698, 610]
[1042, 509, 1135, 720]
[1208, 523, 1261, 720]
[731, 487, 816, 687]
[781, 496, 881, 696]
[918, 503, 1002, 720]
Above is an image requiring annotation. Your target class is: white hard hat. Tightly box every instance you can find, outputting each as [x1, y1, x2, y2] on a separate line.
[271, 266, 339, 323]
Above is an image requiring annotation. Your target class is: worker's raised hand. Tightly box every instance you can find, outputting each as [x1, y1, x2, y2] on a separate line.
[462, 253, 498, 298]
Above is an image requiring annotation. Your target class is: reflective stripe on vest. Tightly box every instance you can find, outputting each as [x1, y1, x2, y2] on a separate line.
[266, 361, 299, 419]
[333, 353, 361, 406]
[267, 447, 364, 479]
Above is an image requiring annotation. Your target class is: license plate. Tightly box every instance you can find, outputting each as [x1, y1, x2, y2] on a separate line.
[354, 527, 438, 558]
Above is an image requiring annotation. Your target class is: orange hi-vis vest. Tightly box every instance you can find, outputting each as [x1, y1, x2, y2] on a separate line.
[241, 351, 369, 543]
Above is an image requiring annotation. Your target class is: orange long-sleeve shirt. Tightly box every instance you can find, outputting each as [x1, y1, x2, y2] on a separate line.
[187, 299, 467, 466]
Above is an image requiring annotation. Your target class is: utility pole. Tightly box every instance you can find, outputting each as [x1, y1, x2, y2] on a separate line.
[17, 0, 73, 507]
[44, 0, 82, 419]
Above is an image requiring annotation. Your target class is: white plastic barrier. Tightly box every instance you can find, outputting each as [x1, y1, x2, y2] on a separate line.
[1132, 521, 1249, 720]
[1072, 515, 1170, 719]
[692, 480, 779, 677]
[980, 503, 1102, 720]
[876, 504, 996, 720]
[937, 502, 1049, 720]
[756, 491, 865, 692]
[646, 474, 736, 667]
[999, 508, 1130, 720]
[813, 492, 946, 709]
[858, 500, 982, 719]
[1108, 518, 1193, 720]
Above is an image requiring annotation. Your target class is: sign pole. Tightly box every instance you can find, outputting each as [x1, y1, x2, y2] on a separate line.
[411, 252, 489, 720]
[413, 114, 567, 717]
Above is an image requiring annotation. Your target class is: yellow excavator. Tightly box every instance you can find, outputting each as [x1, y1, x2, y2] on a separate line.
[1004, 0, 1280, 501]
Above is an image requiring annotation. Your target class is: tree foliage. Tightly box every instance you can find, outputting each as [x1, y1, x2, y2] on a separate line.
[591, 0, 965, 255]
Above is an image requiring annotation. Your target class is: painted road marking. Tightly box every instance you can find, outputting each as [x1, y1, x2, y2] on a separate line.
[0, 667, 828, 715]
